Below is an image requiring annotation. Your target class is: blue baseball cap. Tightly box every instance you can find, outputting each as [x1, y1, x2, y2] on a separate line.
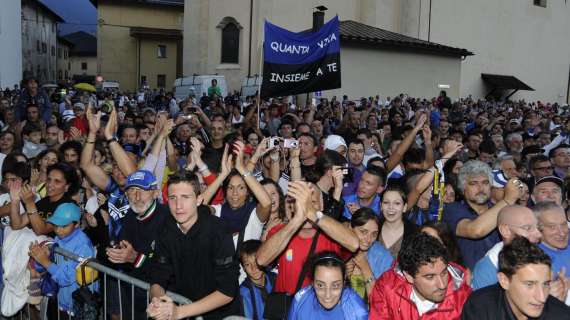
[47, 203, 81, 226]
[125, 169, 157, 190]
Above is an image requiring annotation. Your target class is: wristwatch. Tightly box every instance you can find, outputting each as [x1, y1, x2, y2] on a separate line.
[314, 210, 324, 225]
[106, 136, 119, 144]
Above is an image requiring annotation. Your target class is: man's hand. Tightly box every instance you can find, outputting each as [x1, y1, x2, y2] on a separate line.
[414, 113, 428, 130]
[160, 119, 175, 138]
[504, 178, 524, 205]
[147, 296, 176, 320]
[233, 140, 247, 175]
[86, 103, 101, 134]
[69, 126, 83, 141]
[288, 181, 317, 223]
[106, 240, 138, 264]
[104, 108, 118, 140]
[347, 203, 360, 215]
[422, 125, 432, 145]
[550, 268, 568, 302]
[441, 140, 463, 159]
[29, 241, 51, 267]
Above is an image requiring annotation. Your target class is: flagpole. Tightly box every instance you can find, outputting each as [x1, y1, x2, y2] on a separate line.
[257, 42, 263, 129]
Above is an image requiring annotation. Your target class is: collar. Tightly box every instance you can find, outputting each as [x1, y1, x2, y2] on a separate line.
[410, 288, 438, 316]
[58, 228, 81, 243]
[135, 200, 157, 222]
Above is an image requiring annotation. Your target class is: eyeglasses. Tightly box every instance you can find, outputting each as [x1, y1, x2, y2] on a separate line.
[507, 224, 539, 232]
[539, 223, 569, 233]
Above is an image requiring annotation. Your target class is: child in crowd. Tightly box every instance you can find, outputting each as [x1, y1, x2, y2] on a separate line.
[21, 122, 46, 159]
[239, 240, 276, 319]
[28, 203, 97, 316]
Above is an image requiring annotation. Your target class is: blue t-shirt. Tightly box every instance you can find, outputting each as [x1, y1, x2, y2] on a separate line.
[443, 201, 500, 270]
[288, 287, 368, 320]
[342, 193, 381, 220]
[538, 243, 570, 275]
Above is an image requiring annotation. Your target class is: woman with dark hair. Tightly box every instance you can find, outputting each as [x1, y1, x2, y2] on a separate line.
[31, 149, 59, 198]
[379, 182, 418, 258]
[346, 208, 393, 300]
[260, 178, 289, 241]
[288, 251, 368, 320]
[420, 221, 464, 266]
[200, 142, 271, 253]
[9, 162, 78, 236]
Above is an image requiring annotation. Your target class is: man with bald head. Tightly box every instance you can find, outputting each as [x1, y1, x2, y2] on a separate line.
[471, 205, 541, 289]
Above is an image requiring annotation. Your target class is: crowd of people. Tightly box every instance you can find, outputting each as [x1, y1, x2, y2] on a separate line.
[0, 77, 569, 319]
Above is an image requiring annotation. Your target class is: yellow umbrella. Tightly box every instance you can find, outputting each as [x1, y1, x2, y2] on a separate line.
[73, 83, 96, 92]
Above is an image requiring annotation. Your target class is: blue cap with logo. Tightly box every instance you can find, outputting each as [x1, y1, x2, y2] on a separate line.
[46, 203, 81, 226]
[125, 169, 158, 190]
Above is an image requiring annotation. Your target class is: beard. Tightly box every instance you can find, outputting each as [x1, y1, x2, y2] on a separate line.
[470, 193, 489, 205]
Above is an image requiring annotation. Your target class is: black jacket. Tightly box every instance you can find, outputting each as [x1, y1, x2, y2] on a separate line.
[461, 284, 570, 320]
[149, 206, 240, 319]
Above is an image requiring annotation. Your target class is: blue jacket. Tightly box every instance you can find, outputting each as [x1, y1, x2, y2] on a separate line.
[367, 241, 393, 279]
[47, 228, 97, 312]
[239, 273, 275, 319]
[471, 242, 503, 290]
[288, 286, 368, 320]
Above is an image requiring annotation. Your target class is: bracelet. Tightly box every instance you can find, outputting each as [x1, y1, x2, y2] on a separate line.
[503, 199, 512, 206]
[106, 137, 118, 144]
[27, 209, 38, 216]
[365, 276, 375, 285]
[86, 140, 95, 144]
[197, 165, 209, 173]
[242, 171, 253, 177]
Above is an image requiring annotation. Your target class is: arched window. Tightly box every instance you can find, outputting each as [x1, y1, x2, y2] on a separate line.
[218, 17, 242, 64]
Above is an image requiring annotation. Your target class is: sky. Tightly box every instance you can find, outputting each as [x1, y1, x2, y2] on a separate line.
[39, 0, 97, 36]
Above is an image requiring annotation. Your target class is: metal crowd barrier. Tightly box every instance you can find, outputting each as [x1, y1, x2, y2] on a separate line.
[8, 247, 202, 320]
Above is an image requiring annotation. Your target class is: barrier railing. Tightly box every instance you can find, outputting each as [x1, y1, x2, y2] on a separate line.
[7, 247, 202, 320]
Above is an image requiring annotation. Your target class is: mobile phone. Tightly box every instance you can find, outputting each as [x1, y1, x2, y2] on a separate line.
[283, 139, 299, 149]
[311, 98, 317, 106]
[189, 107, 197, 113]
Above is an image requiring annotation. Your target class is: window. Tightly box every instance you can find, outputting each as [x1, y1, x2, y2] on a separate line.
[36, 65, 40, 77]
[51, 46, 55, 56]
[58, 48, 62, 58]
[37, 40, 40, 53]
[81, 62, 87, 70]
[42, 42, 46, 53]
[65, 70, 68, 79]
[157, 74, 166, 88]
[68, 62, 71, 70]
[221, 23, 240, 63]
[533, 0, 547, 7]
[58, 70, 62, 79]
[157, 45, 167, 58]
[64, 49, 68, 59]
[141, 75, 147, 87]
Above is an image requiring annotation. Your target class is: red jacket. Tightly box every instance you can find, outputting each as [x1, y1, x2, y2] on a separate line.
[369, 262, 472, 320]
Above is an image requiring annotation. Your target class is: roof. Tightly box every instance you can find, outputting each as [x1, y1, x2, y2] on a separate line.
[339, 20, 473, 57]
[62, 31, 97, 56]
[57, 36, 74, 47]
[481, 73, 534, 91]
[90, 0, 184, 8]
[130, 27, 182, 39]
[31, 0, 65, 23]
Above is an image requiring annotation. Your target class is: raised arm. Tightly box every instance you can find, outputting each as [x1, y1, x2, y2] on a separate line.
[256, 202, 306, 267]
[289, 181, 359, 252]
[199, 144, 231, 205]
[422, 125, 434, 169]
[289, 147, 302, 181]
[456, 179, 522, 238]
[80, 107, 111, 190]
[385, 114, 426, 173]
[235, 141, 271, 222]
[8, 181, 29, 230]
[105, 108, 137, 176]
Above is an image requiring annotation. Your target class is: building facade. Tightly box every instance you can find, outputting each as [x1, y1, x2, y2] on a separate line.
[63, 31, 97, 83]
[0, 0, 22, 89]
[56, 37, 72, 82]
[92, 0, 184, 91]
[21, 0, 65, 84]
[184, 0, 570, 103]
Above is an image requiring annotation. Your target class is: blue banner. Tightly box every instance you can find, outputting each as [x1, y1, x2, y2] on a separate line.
[261, 16, 341, 98]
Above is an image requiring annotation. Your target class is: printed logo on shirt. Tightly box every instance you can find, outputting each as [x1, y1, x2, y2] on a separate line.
[108, 201, 129, 220]
[286, 248, 293, 262]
